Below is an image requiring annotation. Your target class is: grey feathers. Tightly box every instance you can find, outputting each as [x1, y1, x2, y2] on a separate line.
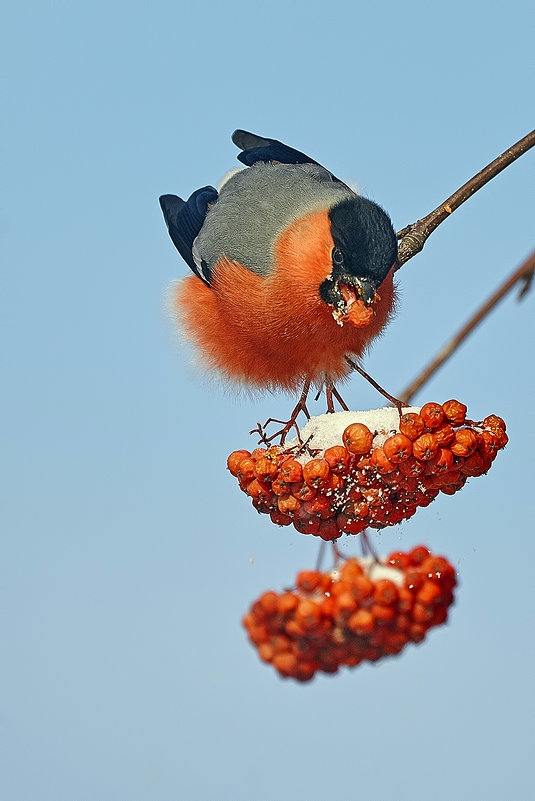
[194, 162, 355, 277]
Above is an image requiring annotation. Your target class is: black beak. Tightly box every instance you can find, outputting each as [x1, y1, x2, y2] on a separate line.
[353, 277, 378, 306]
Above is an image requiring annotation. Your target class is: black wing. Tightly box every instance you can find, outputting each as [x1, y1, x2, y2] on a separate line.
[232, 129, 347, 186]
[159, 186, 218, 285]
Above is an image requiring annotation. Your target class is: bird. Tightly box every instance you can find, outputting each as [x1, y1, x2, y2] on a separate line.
[159, 130, 398, 414]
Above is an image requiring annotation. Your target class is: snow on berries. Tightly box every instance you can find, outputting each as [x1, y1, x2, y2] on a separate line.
[228, 400, 508, 539]
[242, 546, 457, 682]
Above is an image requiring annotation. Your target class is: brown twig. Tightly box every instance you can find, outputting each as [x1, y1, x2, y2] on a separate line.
[398, 249, 535, 404]
[395, 129, 535, 270]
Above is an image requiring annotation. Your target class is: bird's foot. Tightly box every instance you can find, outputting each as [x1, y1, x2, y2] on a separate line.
[326, 380, 349, 413]
[345, 357, 409, 419]
[250, 379, 311, 446]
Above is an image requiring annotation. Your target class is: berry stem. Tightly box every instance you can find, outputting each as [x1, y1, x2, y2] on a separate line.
[315, 541, 327, 571]
[360, 530, 380, 562]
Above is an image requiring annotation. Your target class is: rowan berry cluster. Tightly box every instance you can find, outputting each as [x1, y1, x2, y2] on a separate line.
[228, 401, 507, 540]
[243, 546, 456, 681]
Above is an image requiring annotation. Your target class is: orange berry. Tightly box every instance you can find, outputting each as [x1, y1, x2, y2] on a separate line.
[477, 430, 501, 459]
[344, 499, 369, 519]
[227, 450, 252, 476]
[333, 591, 358, 618]
[442, 399, 467, 425]
[293, 515, 321, 536]
[324, 445, 351, 474]
[420, 402, 445, 429]
[340, 559, 364, 580]
[258, 591, 279, 615]
[295, 599, 322, 629]
[317, 518, 342, 540]
[271, 634, 292, 655]
[370, 446, 396, 474]
[440, 480, 464, 495]
[459, 451, 484, 476]
[431, 469, 462, 488]
[247, 478, 273, 499]
[250, 448, 267, 461]
[395, 614, 411, 632]
[421, 556, 456, 588]
[386, 551, 410, 570]
[271, 476, 291, 496]
[296, 570, 323, 593]
[382, 632, 407, 653]
[253, 457, 278, 483]
[302, 458, 331, 488]
[381, 468, 403, 486]
[347, 297, 375, 327]
[269, 509, 292, 526]
[399, 412, 425, 440]
[412, 433, 439, 461]
[336, 513, 367, 534]
[412, 602, 434, 623]
[277, 493, 301, 515]
[409, 545, 431, 565]
[397, 586, 414, 612]
[370, 603, 395, 624]
[291, 481, 317, 501]
[342, 423, 373, 455]
[492, 429, 508, 448]
[236, 457, 256, 482]
[433, 423, 455, 447]
[258, 642, 274, 662]
[398, 455, 425, 477]
[483, 414, 506, 431]
[416, 581, 443, 606]
[425, 447, 454, 474]
[278, 592, 299, 614]
[451, 429, 479, 457]
[361, 487, 384, 507]
[280, 458, 303, 483]
[348, 609, 375, 636]
[273, 652, 298, 675]
[322, 472, 345, 493]
[409, 623, 427, 642]
[353, 574, 374, 600]
[303, 494, 333, 519]
[374, 579, 399, 605]
[284, 618, 306, 638]
[399, 475, 418, 492]
[383, 433, 413, 463]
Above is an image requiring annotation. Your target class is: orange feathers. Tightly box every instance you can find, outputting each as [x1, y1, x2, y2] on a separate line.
[174, 210, 395, 391]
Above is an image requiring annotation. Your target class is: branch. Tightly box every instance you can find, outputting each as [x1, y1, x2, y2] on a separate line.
[395, 129, 535, 270]
[398, 249, 535, 405]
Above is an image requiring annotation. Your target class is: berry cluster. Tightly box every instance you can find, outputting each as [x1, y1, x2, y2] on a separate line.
[228, 401, 507, 540]
[243, 546, 456, 681]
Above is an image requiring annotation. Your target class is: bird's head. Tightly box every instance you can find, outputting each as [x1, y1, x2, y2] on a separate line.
[319, 196, 398, 327]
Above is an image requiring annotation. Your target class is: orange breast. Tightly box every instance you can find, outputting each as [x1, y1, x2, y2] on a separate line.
[173, 209, 396, 391]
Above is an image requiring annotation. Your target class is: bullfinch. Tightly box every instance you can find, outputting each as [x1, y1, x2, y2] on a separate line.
[159, 130, 398, 395]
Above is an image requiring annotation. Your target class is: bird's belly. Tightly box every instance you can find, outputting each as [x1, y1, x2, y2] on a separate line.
[173, 258, 395, 392]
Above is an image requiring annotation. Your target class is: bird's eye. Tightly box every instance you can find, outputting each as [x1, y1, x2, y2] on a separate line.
[332, 248, 344, 265]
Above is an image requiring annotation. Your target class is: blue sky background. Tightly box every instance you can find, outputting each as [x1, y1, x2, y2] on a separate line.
[2, 1, 534, 799]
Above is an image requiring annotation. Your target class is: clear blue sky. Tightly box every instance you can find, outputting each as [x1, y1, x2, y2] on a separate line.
[2, 1, 534, 799]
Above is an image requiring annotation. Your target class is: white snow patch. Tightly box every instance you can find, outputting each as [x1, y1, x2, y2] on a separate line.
[286, 407, 421, 459]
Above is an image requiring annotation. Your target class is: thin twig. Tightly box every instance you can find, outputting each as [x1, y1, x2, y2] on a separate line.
[398, 249, 535, 404]
[395, 129, 535, 270]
